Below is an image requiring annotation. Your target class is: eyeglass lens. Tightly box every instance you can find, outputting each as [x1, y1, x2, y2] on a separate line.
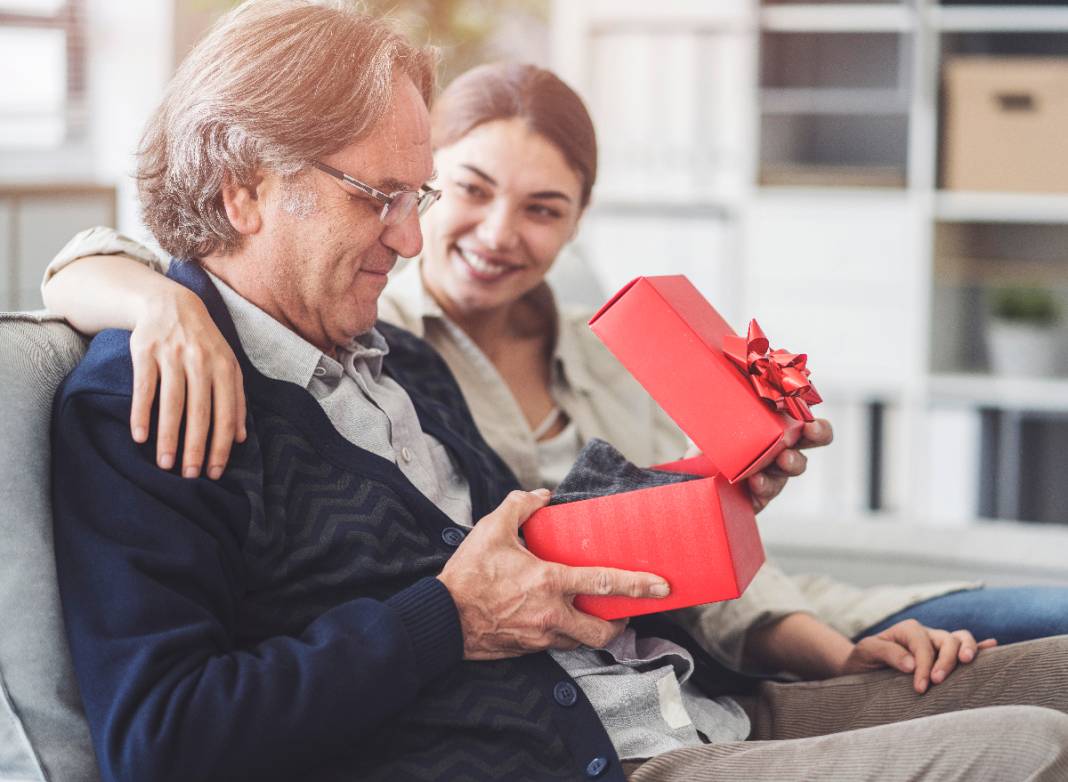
[380, 192, 417, 226]
[380, 190, 439, 226]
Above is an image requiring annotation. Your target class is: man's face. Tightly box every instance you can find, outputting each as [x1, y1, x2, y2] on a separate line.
[250, 76, 432, 354]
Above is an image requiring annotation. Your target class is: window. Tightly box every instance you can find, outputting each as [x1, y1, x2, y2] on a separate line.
[0, 0, 86, 148]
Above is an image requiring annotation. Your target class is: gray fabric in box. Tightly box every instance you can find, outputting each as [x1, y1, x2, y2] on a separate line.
[0, 313, 98, 782]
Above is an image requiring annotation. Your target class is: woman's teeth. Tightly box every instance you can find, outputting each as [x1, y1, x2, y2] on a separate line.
[459, 248, 510, 279]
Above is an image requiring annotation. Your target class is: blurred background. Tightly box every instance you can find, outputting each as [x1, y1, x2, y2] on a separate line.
[3, 0, 1068, 555]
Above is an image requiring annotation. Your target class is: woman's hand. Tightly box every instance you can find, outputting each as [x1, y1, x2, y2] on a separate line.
[129, 287, 246, 479]
[839, 619, 998, 693]
[749, 418, 833, 512]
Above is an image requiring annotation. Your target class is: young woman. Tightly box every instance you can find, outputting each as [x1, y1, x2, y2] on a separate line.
[43, 63, 1068, 676]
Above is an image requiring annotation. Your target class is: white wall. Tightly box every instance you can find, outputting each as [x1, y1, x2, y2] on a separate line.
[85, 0, 173, 232]
[0, 0, 173, 232]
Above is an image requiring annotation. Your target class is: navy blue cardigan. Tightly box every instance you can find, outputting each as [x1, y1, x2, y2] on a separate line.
[51, 262, 626, 782]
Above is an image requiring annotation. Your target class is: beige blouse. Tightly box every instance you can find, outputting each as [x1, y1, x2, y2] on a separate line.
[46, 229, 978, 672]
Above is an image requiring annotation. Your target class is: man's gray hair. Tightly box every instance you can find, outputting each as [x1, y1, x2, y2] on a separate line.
[137, 0, 436, 259]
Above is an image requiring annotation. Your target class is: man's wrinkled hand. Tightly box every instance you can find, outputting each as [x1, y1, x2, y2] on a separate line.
[838, 619, 998, 693]
[748, 418, 833, 512]
[437, 489, 671, 660]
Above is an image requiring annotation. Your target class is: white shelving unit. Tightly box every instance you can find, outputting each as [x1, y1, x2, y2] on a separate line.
[551, 0, 1068, 527]
[934, 192, 1068, 224]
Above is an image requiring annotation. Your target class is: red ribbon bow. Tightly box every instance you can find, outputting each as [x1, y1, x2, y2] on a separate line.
[722, 320, 822, 422]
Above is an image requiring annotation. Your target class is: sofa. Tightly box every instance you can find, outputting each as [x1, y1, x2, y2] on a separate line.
[0, 313, 97, 782]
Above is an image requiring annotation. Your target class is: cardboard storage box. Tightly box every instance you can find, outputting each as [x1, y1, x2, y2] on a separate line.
[943, 57, 1068, 193]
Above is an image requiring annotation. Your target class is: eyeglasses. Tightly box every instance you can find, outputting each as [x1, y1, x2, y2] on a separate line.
[312, 160, 441, 226]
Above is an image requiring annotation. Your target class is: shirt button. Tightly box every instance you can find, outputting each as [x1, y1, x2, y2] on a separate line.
[441, 527, 466, 547]
[312, 366, 327, 377]
[553, 681, 578, 707]
[585, 757, 609, 778]
[400, 446, 413, 463]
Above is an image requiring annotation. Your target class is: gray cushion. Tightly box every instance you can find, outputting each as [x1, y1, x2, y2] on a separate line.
[0, 312, 98, 782]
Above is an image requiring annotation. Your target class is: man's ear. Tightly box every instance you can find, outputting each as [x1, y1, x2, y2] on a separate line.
[220, 172, 265, 236]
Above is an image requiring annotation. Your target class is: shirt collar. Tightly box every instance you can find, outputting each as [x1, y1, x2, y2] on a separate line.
[551, 307, 599, 395]
[205, 269, 388, 389]
[391, 257, 598, 394]
[386, 258, 438, 338]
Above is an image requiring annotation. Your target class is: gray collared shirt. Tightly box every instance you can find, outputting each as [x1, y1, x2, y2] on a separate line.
[207, 271, 472, 527]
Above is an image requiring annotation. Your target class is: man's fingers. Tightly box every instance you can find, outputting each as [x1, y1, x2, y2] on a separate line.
[129, 353, 159, 444]
[978, 638, 998, 650]
[558, 565, 670, 600]
[155, 358, 186, 471]
[798, 418, 834, 449]
[502, 489, 552, 533]
[554, 608, 627, 650]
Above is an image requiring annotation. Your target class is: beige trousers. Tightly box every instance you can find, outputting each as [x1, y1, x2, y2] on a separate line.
[626, 635, 1068, 781]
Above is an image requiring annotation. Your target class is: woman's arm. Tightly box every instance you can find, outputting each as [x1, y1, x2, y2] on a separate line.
[44, 254, 246, 479]
[43, 253, 178, 332]
[744, 612, 996, 692]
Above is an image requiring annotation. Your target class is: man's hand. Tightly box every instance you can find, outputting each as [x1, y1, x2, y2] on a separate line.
[839, 619, 998, 693]
[748, 418, 833, 512]
[437, 489, 671, 660]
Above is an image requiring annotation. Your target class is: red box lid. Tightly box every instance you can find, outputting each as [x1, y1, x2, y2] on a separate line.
[589, 275, 801, 482]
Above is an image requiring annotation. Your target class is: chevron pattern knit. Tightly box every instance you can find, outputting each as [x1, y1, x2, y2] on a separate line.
[161, 264, 623, 781]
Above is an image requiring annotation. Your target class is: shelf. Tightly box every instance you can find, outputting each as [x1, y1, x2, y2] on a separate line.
[761, 4, 914, 31]
[759, 164, 905, 187]
[761, 87, 909, 114]
[934, 192, 1068, 224]
[928, 6, 1068, 32]
[929, 373, 1068, 413]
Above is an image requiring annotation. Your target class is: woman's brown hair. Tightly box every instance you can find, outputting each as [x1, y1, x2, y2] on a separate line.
[430, 62, 598, 208]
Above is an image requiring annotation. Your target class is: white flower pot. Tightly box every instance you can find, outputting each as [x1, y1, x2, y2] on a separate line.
[986, 321, 1062, 378]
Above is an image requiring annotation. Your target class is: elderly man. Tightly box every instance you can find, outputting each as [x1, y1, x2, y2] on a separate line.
[50, 2, 1068, 782]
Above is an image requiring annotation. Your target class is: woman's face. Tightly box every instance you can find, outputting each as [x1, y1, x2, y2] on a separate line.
[421, 117, 585, 317]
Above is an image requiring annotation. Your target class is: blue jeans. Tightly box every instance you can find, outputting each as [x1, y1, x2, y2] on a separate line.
[855, 586, 1068, 645]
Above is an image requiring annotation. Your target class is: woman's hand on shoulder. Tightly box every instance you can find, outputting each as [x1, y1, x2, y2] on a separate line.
[129, 287, 246, 479]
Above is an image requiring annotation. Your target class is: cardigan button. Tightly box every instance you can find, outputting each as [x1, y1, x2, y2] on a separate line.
[553, 681, 578, 707]
[585, 756, 609, 778]
[441, 527, 466, 547]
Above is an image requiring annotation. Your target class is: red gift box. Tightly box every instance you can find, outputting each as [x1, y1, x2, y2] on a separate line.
[522, 275, 820, 620]
[522, 466, 763, 620]
[589, 275, 817, 483]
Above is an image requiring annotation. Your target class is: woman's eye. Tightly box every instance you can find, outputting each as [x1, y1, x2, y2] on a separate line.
[454, 180, 488, 199]
[527, 204, 562, 220]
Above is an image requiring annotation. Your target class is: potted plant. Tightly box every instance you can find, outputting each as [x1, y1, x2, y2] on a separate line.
[986, 285, 1062, 377]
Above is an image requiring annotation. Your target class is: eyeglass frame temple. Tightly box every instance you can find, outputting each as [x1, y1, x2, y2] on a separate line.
[313, 160, 438, 206]
[312, 160, 392, 203]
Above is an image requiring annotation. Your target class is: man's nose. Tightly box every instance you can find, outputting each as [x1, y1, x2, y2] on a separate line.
[476, 201, 519, 252]
[381, 208, 424, 259]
